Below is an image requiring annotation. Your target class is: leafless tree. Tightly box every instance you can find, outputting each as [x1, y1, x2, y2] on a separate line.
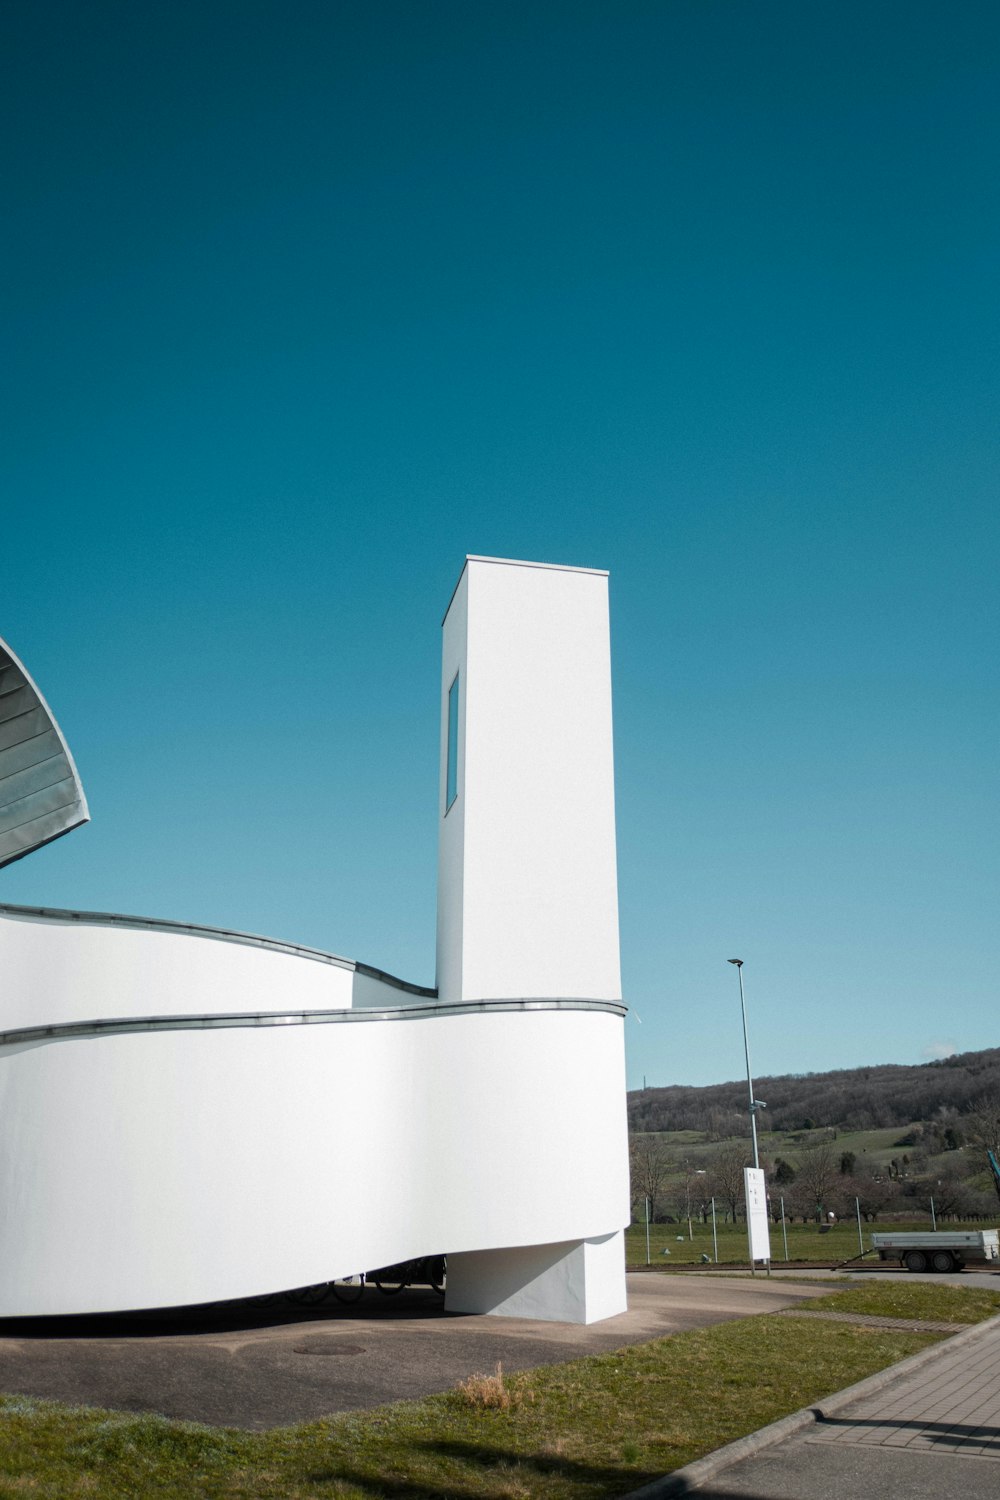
[707, 1141, 751, 1222]
[675, 1162, 712, 1236]
[629, 1136, 672, 1223]
[792, 1143, 839, 1221]
[904, 1168, 973, 1220]
[839, 1170, 900, 1222]
[963, 1095, 1000, 1205]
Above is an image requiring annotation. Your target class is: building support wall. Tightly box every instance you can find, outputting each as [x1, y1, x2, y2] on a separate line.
[445, 1232, 627, 1324]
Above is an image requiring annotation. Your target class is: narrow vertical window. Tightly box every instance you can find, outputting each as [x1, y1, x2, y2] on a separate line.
[446, 672, 459, 811]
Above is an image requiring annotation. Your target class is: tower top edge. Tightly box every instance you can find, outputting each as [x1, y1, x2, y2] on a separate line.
[442, 556, 609, 624]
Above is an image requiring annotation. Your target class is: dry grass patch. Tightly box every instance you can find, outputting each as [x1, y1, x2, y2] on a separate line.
[456, 1361, 528, 1411]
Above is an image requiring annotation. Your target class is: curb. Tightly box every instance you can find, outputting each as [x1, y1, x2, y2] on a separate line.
[622, 1311, 1000, 1498]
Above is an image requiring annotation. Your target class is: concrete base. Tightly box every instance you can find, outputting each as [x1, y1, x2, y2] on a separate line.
[444, 1230, 627, 1324]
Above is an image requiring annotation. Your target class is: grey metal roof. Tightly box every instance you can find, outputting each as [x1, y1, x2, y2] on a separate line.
[0, 638, 89, 868]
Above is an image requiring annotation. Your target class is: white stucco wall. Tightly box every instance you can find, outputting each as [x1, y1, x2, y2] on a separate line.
[437, 557, 621, 1003]
[0, 907, 356, 1028]
[0, 914, 628, 1315]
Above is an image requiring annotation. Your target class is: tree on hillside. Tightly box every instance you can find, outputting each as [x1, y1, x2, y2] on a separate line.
[792, 1144, 839, 1221]
[839, 1170, 899, 1222]
[963, 1095, 1000, 1205]
[708, 1142, 750, 1222]
[676, 1162, 711, 1236]
[629, 1137, 672, 1223]
[903, 1167, 973, 1221]
[626, 1047, 1000, 1137]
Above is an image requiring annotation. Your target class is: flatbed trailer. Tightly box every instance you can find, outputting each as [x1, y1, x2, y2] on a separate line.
[870, 1229, 1000, 1273]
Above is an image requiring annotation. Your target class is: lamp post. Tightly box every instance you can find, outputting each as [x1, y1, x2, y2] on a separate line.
[727, 959, 763, 1170]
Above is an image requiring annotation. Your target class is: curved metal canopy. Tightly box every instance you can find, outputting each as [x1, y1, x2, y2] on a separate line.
[0, 637, 89, 868]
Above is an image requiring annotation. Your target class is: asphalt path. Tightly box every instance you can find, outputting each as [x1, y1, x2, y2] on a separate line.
[0, 1272, 824, 1430]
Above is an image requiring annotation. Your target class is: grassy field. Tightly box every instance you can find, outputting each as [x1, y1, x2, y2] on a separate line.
[0, 1281, 996, 1498]
[633, 1121, 988, 1183]
[632, 1123, 907, 1171]
[792, 1281, 1000, 1323]
[625, 1214, 996, 1268]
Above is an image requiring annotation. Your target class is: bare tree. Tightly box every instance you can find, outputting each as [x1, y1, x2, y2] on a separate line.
[675, 1162, 711, 1237]
[629, 1136, 672, 1223]
[793, 1144, 839, 1221]
[964, 1095, 1000, 1205]
[707, 1142, 750, 1222]
[904, 1168, 973, 1221]
[840, 1170, 900, 1222]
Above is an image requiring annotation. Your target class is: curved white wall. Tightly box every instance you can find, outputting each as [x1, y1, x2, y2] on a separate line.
[0, 906, 435, 1030]
[0, 909, 628, 1317]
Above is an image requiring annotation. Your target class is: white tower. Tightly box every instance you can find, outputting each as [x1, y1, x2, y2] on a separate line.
[437, 556, 628, 1322]
[437, 556, 621, 1003]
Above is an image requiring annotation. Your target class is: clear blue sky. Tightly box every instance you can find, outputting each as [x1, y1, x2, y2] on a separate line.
[2, 2, 997, 1088]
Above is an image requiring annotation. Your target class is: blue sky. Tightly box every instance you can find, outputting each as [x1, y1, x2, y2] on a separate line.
[2, 1, 997, 1088]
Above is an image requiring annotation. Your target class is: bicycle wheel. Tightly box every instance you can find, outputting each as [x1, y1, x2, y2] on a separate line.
[372, 1263, 408, 1295]
[286, 1283, 330, 1305]
[331, 1275, 365, 1304]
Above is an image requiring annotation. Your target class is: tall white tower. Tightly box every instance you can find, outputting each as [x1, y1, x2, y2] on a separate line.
[437, 556, 621, 1004]
[436, 556, 628, 1323]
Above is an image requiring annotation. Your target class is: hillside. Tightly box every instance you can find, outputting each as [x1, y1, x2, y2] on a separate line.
[628, 1046, 1000, 1137]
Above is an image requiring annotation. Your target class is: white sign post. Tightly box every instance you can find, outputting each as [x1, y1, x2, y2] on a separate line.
[744, 1166, 771, 1271]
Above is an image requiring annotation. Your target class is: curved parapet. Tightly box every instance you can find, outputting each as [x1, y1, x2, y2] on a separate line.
[0, 638, 89, 868]
[0, 903, 433, 1031]
[0, 906, 629, 1318]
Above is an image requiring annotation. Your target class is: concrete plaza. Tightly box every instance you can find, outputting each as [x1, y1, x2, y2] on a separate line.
[0, 1271, 822, 1430]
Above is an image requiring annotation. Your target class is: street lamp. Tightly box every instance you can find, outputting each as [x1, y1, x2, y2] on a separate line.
[727, 959, 765, 1170]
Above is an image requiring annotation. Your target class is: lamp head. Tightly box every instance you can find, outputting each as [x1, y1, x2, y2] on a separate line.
[727, 958, 743, 967]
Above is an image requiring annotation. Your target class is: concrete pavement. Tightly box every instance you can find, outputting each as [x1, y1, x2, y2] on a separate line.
[636, 1308, 1000, 1499]
[0, 1271, 824, 1430]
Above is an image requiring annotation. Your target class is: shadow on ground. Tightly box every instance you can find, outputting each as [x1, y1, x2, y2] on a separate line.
[308, 1436, 664, 1497]
[0, 1287, 449, 1340]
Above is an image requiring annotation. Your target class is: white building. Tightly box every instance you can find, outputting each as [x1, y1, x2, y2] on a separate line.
[0, 557, 629, 1322]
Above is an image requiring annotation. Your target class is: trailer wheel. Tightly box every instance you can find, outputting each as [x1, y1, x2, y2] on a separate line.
[931, 1250, 955, 1273]
[903, 1250, 928, 1272]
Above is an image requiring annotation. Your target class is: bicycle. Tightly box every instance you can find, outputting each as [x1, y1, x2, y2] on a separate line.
[330, 1273, 365, 1304]
[371, 1256, 445, 1296]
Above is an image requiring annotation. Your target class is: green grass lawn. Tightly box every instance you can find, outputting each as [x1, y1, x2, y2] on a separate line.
[1, 1280, 991, 1498]
[791, 1281, 1000, 1324]
[630, 1121, 996, 1185]
[625, 1215, 996, 1268]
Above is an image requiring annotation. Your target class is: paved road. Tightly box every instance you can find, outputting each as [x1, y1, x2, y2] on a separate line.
[667, 1311, 1000, 1500]
[0, 1273, 823, 1430]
